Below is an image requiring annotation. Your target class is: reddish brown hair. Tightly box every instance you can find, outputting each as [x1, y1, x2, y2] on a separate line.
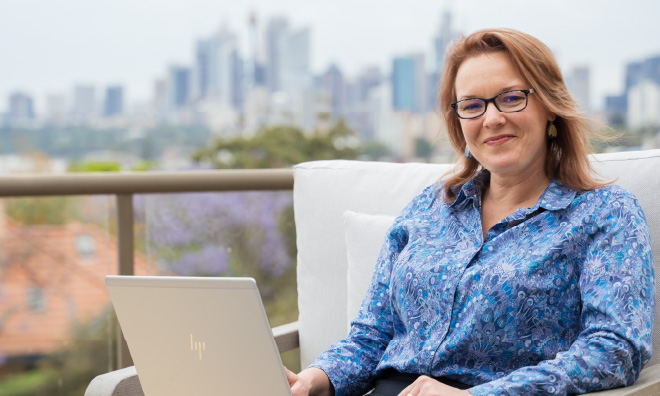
[438, 28, 609, 202]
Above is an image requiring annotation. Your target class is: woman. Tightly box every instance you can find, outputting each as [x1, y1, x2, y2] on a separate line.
[286, 28, 655, 396]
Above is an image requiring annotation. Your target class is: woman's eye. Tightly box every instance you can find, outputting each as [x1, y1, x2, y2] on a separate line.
[501, 94, 524, 104]
[461, 101, 483, 112]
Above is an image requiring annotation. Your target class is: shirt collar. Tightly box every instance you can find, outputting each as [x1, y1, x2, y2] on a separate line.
[536, 179, 577, 211]
[448, 170, 490, 211]
[448, 171, 577, 212]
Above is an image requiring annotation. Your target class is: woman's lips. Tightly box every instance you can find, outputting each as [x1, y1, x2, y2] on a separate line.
[484, 135, 514, 146]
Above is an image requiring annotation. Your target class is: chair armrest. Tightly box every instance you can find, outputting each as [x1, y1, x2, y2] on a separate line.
[84, 366, 143, 396]
[586, 364, 660, 395]
[273, 321, 300, 353]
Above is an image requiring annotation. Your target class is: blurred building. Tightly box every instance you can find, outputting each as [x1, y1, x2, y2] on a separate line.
[265, 17, 312, 93]
[392, 54, 426, 113]
[167, 66, 191, 111]
[628, 80, 660, 129]
[5, 92, 35, 127]
[44, 92, 68, 125]
[604, 94, 627, 126]
[193, 27, 244, 110]
[318, 64, 346, 117]
[103, 86, 124, 117]
[72, 85, 96, 121]
[433, 10, 460, 76]
[265, 17, 288, 92]
[247, 12, 268, 89]
[605, 54, 660, 128]
[565, 65, 590, 113]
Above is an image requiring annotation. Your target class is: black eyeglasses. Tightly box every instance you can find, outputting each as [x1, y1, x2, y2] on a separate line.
[451, 89, 535, 119]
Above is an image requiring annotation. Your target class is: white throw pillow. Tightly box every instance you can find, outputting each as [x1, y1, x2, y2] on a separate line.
[343, 210, 395, 332]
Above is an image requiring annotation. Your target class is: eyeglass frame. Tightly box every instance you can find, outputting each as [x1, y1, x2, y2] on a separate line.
[450, 89, 535, 119]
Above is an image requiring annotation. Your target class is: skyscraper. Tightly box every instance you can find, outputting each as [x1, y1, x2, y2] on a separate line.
[433, 10, 459, 75]
[280, 27, 311, 92]
[193, 28, 243, 109]
[265, 17, 289, 92]
[392, 54, 425, 113]
[565, 65, 590, 112]
[319, 64, 345, 117]
[167, 66, 191, 110]
[71, 85, 96, 122]
[265, 17, 311, 93]
[5, 92, 35, 127]
[104, 86, 124, 117]
[628, 80, 660, 128]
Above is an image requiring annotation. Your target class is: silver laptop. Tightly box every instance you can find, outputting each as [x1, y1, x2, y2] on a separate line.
[106, 275, 292, 396]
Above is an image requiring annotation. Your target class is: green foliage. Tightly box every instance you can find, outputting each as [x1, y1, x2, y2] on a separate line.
[359, 140, 392, 161]
[414, 137, 433, 160]
[0, 309, 116, 396]
[0, 370, 51, 396]
[4, 196, 73, 225]
[192, 121, 358, 169]
[131, 160, 158, 171]
[68, 161, 121, 172]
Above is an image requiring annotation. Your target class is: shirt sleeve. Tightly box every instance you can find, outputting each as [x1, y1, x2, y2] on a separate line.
[309, 187, 432, 396]
[468, 190, 656, 395]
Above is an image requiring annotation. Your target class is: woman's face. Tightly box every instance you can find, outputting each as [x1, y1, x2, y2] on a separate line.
[454, 51, 554, 179]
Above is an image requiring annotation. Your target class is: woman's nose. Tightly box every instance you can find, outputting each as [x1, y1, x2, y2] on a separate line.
[482, 103, 506, 128]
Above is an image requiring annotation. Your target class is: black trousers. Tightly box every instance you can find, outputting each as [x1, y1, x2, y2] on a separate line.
[368, 369, 470, 396]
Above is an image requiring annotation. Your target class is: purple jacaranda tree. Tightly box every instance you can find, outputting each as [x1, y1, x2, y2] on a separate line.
[133, 190, 293, 282]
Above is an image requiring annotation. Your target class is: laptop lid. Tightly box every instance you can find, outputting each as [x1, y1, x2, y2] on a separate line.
[106, 275, 292, 396]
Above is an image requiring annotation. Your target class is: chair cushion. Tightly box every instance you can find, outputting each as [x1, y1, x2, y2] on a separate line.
[344, 210, 395, 332]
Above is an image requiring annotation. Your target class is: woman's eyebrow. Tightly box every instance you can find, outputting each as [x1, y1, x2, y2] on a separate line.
[457, 85, 524, 100]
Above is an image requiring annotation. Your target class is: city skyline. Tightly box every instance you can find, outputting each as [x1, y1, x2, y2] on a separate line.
[2, 0, 660, 113]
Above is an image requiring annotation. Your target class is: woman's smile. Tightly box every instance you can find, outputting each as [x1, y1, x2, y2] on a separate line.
[484, 135, 515, 146]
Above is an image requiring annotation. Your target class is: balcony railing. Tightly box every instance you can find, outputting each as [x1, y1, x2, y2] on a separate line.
[0, 169, 294, 368]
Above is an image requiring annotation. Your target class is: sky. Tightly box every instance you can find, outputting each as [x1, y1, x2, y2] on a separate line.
[1, 0, 659, 113]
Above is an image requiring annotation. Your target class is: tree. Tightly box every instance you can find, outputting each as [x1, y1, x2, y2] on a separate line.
[192, 121, 358, 169]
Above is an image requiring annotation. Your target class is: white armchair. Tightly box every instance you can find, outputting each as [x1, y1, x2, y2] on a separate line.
[86, 149, 660, 396]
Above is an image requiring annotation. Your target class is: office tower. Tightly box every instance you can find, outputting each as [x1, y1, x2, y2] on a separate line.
[5, 92, 35, 127]
[72, 85, 96, 120]
[8, 92, 35, 119]
[45, 92, 67, 125]
[265, 17, 289, 92]
[194, 38, 213, 100]
[392, 54, 425, 113]
[265, 17, 311, 93]
[628, 80, 660, 129]
[357, 67, 383, 104]
[604, 94, 627, 126]
[104, 86, 124, 117]
[565, 65, 590, 112]
[167, 66, 191, 110]
[319, 64, 345, 117]
[248, 12, 267, 89]
[280, 27, 311, 92]
[193, 28, 243, 109]
[433, 10, 459, 75]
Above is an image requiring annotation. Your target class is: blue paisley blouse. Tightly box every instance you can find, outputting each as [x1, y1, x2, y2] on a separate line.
[311, 172, 655, 396]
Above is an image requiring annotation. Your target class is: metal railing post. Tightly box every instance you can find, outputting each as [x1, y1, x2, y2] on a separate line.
[116, 194, 134, 368]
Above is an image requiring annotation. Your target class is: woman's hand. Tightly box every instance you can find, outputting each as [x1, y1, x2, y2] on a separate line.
[284, 366, 333, 396]
[285, 366, 311, 396]
[398, 375, 472, 396]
